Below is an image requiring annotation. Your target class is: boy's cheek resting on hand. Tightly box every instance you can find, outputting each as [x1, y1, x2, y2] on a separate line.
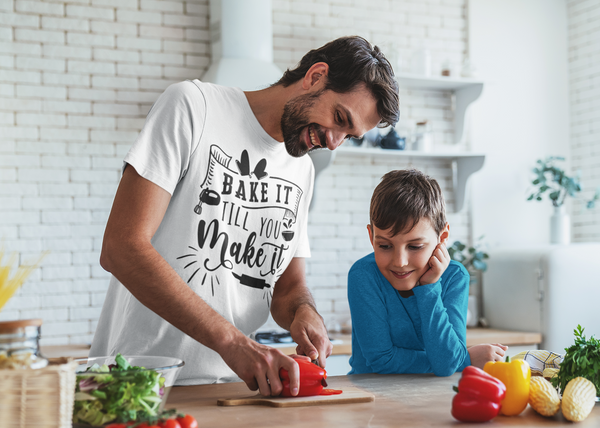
[418, 242, 451, 286]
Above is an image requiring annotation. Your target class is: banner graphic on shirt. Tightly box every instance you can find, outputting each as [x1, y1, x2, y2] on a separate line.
[177, 145, 304, 307]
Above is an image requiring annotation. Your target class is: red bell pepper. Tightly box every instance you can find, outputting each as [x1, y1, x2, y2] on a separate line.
[451, 365, 507, 423]
[279, 359, 328, 397]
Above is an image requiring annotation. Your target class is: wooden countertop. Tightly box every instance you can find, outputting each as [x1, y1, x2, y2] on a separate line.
[258, 328, 542, 355]
[41, 328, 542, 359]
[466, 328, 542, 347]
[165, 373, 599, 427]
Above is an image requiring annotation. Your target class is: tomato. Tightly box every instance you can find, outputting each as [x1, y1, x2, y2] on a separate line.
[159, 420, 182, 428]
[106, 425, 127, 428]
[176, 415, 198, 428]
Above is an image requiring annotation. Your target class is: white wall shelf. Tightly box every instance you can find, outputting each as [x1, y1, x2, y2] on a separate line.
[395, 73, 484, 145]
[315, 147, 485, 213]
[308, 75, 486, 213]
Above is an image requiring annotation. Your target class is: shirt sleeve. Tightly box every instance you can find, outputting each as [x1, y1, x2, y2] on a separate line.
[348, 261, 434, 374]
[124, 80, 206, 195]
[412, 264, 471, 376]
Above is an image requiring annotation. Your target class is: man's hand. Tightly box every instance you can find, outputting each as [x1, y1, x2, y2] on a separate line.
[418, 242, 450, 286]
[219, 335, 304, 397]
[290, 304, 333, 368]
[468, 343, 508, 369]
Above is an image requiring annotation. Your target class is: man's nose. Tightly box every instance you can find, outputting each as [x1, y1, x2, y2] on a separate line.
[325, 129, 347, 150]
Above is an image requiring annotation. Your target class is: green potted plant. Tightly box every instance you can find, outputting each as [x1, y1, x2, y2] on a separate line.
[448, 237, 489, 328]
[448, 239, 489, 272]
[526, 156, 600, 244]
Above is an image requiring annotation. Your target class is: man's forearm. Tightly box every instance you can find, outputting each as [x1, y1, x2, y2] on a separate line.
[271, 287, 318, 330]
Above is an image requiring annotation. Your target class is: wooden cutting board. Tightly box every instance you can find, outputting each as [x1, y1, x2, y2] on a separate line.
[217, 386, 375, 408]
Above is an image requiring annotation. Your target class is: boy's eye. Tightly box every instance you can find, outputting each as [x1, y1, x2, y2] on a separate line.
[378, 244, 392, 250]
[408, 245, 424, 251]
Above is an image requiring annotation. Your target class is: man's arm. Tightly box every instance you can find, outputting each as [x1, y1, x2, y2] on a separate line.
[100, 165, 301, 396]
[270, 257, 333, 368]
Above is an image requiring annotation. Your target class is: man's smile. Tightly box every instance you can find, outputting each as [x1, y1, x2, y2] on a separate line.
[307, 125, 322, 149]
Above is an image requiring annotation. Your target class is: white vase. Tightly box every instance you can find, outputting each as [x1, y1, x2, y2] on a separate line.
[550, 205, 570, 244]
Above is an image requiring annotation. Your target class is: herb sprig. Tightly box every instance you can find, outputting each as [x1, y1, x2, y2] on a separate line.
[551, 325, 600, 396]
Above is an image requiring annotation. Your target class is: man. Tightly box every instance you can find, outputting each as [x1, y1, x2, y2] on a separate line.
[91, 36, 399, 396]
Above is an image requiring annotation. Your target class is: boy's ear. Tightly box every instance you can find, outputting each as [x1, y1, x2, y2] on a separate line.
[367, 224, 375, 247]
[439, 222, 450, 244]
[302, 62, 329, 90]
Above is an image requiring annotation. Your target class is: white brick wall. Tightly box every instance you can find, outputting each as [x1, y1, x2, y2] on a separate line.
[0, 0, 210, 345]
[1, 0, 473, 344]
[567, 0, 600, 241]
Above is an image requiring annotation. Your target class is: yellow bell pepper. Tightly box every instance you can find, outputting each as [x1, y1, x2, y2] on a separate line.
[483, 356, 531, 416]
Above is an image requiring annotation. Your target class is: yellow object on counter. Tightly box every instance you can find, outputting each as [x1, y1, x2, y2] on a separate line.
[529, 376, 561, 417]
[0, 249, 45, 312]
[484, 356, 531, 416]
[561, 377, 596, 422]
[512, 350, 563, 377]
[543, 368, 559, 380]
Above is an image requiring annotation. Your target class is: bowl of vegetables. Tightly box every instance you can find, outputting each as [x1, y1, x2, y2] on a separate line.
[73, 353, 184, 426]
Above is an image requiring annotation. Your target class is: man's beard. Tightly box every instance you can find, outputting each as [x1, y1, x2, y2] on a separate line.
[280, 89, 327, 158]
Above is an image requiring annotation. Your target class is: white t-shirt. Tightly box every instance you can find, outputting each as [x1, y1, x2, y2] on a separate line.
[90, 80, 314, 385]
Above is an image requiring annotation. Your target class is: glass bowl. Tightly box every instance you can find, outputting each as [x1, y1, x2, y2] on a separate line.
[73, 355, 184, 426]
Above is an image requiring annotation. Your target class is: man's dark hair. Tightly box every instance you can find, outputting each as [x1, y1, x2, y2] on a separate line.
[370, 169, 447, 236]
[275, 36, 400, 128]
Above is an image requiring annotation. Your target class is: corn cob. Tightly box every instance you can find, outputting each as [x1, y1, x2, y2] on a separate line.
[529, 376, 560, 416]
[561, 377, 596, 422]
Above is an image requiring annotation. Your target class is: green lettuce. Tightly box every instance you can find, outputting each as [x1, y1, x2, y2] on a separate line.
[74, 353, 165, 425]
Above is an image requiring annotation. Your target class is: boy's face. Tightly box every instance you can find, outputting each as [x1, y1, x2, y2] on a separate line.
[367, 219, 449, 292]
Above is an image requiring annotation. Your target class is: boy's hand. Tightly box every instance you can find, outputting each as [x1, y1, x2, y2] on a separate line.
[467, 343, 508, 369]
[418, 242, 450, 286]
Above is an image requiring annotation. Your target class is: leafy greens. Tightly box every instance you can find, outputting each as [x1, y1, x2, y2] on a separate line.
[552, 325, 600, 396]
[73, 353, 166, 425]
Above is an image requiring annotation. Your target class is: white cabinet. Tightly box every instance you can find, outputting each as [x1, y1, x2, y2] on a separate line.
[309, 74, 485, 213]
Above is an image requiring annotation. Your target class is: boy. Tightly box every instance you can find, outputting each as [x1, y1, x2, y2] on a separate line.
[348, 169, 507, 376]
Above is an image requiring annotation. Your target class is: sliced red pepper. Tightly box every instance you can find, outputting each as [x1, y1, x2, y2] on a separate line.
[451, 365, 507, 423]
[320, 388, 343, 395]
[279, 359, 327, 397]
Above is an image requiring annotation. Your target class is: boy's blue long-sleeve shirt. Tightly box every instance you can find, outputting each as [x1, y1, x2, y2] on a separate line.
[348, 253, 471, 376]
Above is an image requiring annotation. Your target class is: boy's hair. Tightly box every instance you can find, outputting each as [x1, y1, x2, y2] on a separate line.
[274, 36, 400, 129]
[370, 169, 447, 236]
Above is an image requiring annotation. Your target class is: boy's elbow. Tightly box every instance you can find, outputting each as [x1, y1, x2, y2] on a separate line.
[431, 352, 467, 377]
[433, 367, 456, 377]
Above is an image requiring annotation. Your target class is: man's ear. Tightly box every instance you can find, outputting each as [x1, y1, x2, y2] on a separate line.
[302, 62, 329, 90]
[439, 222, 450, 244]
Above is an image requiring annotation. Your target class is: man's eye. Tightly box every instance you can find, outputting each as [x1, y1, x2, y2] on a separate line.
[335, 111, 343, 124]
